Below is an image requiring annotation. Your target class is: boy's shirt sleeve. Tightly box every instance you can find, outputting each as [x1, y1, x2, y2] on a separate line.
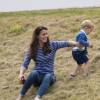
[21, 51, 31, 69]
[76, 34, 89, 47]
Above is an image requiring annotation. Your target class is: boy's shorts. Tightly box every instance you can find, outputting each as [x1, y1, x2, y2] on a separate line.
[72, 50, 89, 65]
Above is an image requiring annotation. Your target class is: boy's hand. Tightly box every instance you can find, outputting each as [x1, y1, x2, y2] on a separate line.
[89, 43, 93, 48]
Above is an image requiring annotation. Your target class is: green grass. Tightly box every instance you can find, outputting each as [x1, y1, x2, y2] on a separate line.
[0, 8, 100, 100]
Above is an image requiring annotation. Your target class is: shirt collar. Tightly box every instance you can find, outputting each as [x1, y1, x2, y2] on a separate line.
[80, 29, 87, 35]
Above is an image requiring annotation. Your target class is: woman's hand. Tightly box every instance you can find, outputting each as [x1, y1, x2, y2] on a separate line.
[68, 41, 80, 47]
[19, 66, 26, 84]
[19, 73, 25, 84]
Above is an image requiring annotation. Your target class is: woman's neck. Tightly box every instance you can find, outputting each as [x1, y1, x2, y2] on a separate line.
[39, 41, 44, 48]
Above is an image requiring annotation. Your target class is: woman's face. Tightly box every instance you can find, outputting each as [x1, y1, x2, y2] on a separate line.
[38, 29, 48, 43]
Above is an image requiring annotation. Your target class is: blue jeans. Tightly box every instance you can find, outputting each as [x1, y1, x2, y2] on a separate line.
[20, 70, 55, 97]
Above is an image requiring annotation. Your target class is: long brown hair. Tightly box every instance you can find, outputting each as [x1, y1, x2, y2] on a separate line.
[29, 26, 51, 61]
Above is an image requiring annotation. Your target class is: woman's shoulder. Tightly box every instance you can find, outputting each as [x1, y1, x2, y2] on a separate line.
[50, 40, 67, 47]
[50, 40, 58, 45]
[50, 40, 56, 43]
[50, 40, 58, 48]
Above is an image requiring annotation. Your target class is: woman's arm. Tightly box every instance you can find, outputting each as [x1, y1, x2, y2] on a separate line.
[52, 40, 79, 50]
[19, 51, 31, 80]
[19, 66, 27, 80]
[67, 40, 80, 47]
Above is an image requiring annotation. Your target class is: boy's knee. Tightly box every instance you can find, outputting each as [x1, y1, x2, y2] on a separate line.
[85, 60, 91, 64]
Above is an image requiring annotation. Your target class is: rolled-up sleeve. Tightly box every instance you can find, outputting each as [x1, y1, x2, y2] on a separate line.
[77, 34, 89, 47]
[52, 41, 70, 50]
[21, 51, 31, 69]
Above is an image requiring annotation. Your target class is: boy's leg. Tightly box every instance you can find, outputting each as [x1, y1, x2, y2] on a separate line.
[72, 64, 82, 75]
[82, 60, 91, 76]
[36, 73, 53, 97]
[16, 70, 39, 100]
[71, 50, 83, 78]
[70, 64, 82, 79]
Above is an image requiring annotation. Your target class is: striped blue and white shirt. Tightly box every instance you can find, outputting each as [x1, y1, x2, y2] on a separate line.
[22, 41, 70, 74]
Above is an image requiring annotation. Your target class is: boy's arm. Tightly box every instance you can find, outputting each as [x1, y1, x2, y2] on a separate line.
[77, 34, 89, 47]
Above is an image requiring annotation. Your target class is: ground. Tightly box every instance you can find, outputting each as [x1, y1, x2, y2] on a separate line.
[0, 8, 100, 100]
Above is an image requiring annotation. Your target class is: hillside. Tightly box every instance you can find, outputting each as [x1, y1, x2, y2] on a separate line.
[0, 8, 100, 100]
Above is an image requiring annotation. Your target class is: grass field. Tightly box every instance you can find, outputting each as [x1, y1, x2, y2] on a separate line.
[0, 8, 100, 100]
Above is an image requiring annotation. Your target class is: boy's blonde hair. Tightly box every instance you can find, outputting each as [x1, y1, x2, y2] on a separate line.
[81, 20, 94, 29]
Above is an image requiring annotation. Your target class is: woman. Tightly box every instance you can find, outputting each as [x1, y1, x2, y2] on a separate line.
[16, 26, 79, 100]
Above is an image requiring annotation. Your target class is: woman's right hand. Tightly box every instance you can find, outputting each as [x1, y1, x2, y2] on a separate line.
[19, 66, 27, 84]
[19, 74, 25, 84]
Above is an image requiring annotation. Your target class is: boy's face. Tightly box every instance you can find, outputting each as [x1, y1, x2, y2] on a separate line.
[86, 27, 94, 35]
